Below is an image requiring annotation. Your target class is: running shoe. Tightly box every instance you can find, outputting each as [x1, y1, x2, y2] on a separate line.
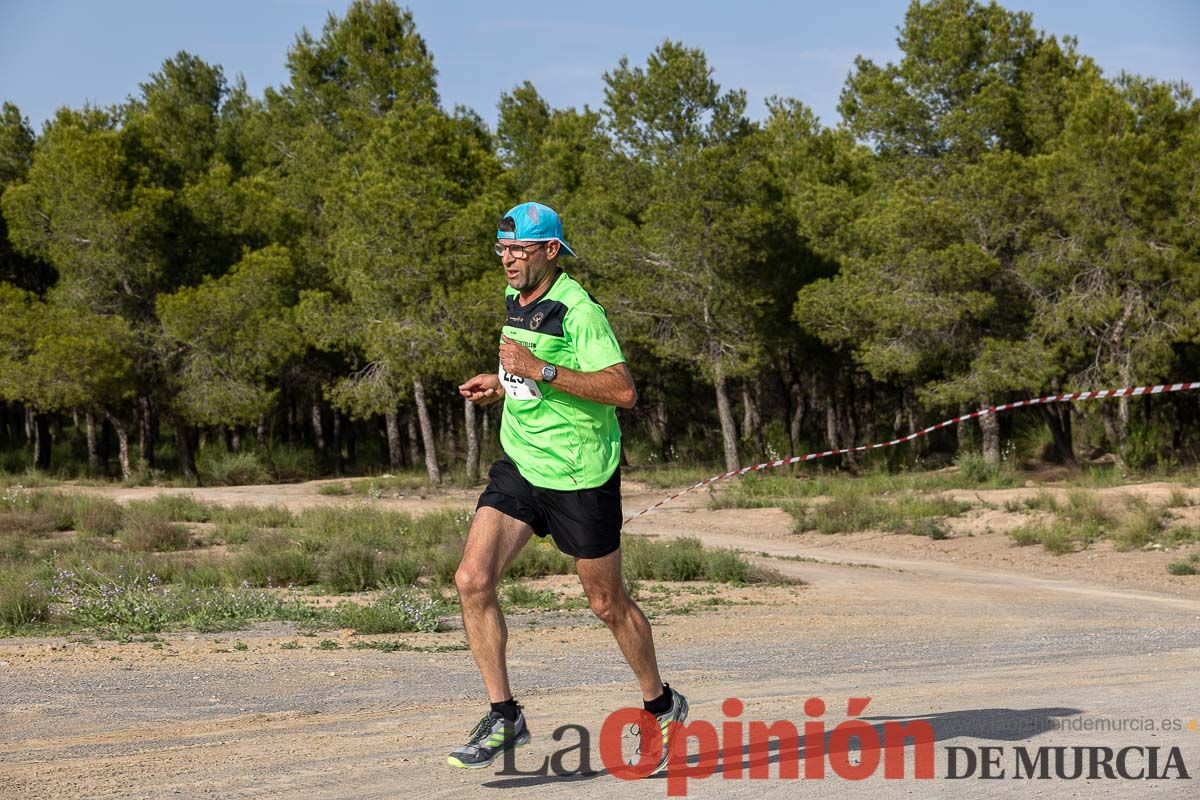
[447, 709, 532, 769]
[631, 684, 689, 776]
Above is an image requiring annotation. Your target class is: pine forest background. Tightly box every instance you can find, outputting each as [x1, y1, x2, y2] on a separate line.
[1, 0, 1199, 486]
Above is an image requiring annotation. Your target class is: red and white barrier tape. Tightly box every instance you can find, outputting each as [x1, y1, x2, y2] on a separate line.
[624, 381, 1200, 522]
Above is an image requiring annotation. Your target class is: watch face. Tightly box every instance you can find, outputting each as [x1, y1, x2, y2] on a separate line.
[542, 364, 556, 381]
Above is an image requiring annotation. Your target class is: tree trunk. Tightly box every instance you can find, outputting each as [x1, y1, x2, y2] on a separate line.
[286, 395, 296, 444]
[860, 383, 876, 453]
[979, 397, 1001, 466]
[786, 374, 807, 476]
[385, 409, 403, 470]
[331, 409, 343, 475]
[137, 396, 156, 469]
[346, 419, 357, 466]
[174, 416, 199, 483]
[406, 414, 421, 470]
[85, 411, 99, 472]
[464, 398, 480, 483]
[257, 414, 275, 474]
[838, 379, 859, 471]
[413, 377, 441, 483]
[445, 400, 458, 465]
[955, 402, 971, 455]
[654, 390, 672, 460]
[824, 396, 840, 453]
[311, 397, 326, 459]
[741, 384, 754, 444]
[740, 382, 764, 460]
[1115, 395, 1130, 460]
[24, 406, 33, 442]
[1100, 402, 1122, 466]
[481, 405, 491, 451]
[107, 414, 132, 480]
[1037, 403, 1077, 466]
[33, 413, 51, 471]
[788, 378, 806, 456]
[136, 397, 150, 469]
[712, 361, 740, 473]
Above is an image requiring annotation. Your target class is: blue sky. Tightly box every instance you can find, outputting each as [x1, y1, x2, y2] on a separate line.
[2, 1, 1198, 132]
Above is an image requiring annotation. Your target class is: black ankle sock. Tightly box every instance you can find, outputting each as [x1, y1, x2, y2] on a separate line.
[643, 683, 672, 716]
[491, 698, 520, 721]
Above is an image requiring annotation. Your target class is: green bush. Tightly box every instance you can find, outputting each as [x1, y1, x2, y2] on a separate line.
[622, 537, 751, 583]
[128, 494, 212, 523]
[0, 532, 31, 563]
[48, 566, 321, 633]
[0, 509, 59, 536]
[0, 567, 50, 629]
[215, 522, 257, 546]
[1113, 498, 1167, 551]
[953, 452, 1003, 484]
[329, 588, 442, 633]
[1022, 490, 1061, 512]
[298, 507, 414, 552]
[903, 518, 950, 539]
[504, 539, 574, 579]
[503, 582, 563, 609]
[808, 494, 887, 534]
[1009, 520, 1075, 553]
[0, 449, 28, 474]
[320, 541, 381, 593]
[268, 445, 321, 482]
[1061, 491, 1111, 528]
[1123, 420, 1174, 471]
[175, 557, 229, 589]
[72, 496, 125, 536]
[380, 555, 421, 587]
[1166, 561, 1197, 576]
[209, 504, 295, 528]
[1039, 524, 1076, 555]
[231, 533, 318, 587]
[199, 451, 271, 486]
[118, 508, 190, 552]
[1009, 524, 1041, 546]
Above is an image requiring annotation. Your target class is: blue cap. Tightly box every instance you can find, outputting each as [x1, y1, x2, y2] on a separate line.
[496, 201, 576, 257]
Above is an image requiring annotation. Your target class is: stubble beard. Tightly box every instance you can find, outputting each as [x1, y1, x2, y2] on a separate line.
[511, 260, 549, 293]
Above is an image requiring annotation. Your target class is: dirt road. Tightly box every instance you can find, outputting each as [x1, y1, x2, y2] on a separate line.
[1, 479, 1198, 798]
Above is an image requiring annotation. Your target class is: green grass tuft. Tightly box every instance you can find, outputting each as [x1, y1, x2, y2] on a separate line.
[0, 566, 51, 630]
[231, 533, 319, 587]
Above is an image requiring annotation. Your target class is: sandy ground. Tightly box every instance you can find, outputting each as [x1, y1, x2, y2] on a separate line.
[1, 475, 1198, 798]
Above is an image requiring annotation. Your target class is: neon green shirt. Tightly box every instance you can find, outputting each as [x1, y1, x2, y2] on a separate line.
[498, 270, 625, 490]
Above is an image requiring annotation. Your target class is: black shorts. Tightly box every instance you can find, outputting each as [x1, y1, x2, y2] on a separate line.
[475, 456, 622, 559]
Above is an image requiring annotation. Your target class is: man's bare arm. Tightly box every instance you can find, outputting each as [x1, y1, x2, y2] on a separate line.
[542, 362, 637, 409]
[498, 335, 637, 409]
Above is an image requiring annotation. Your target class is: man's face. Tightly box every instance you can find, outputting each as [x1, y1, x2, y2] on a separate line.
[499, 239, 559, 292]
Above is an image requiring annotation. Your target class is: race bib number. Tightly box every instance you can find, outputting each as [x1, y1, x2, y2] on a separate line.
[499, 361, 542, 401]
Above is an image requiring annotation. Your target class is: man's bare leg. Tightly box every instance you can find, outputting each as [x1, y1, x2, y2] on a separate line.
[575, 547, 665, 701]
[454, 506, 534, 702]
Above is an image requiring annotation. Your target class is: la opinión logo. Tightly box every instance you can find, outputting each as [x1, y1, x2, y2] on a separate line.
[499, 696, 936, 796]
[495, 697, 1195, 796]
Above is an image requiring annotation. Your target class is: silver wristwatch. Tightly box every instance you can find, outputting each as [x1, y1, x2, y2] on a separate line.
[540, 363, 558, 382]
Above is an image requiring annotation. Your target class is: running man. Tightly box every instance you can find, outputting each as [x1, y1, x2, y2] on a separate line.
[450, 201, 687, 772]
